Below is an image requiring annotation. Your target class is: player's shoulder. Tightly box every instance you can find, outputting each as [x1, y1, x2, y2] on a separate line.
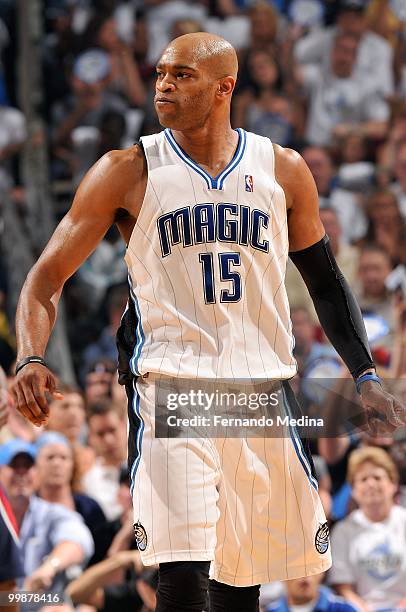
[99, 144, 145, 176]
[272, 143, 314, 206]
[273, 143, 305, 174]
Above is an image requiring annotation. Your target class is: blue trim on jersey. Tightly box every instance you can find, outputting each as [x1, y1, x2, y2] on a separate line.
[281, 387, 318, 492]
[128, 277, 145, 376]
[164, 128, 246, 190]
[130, 379, 145, 497]
[217, 129, 246, 189]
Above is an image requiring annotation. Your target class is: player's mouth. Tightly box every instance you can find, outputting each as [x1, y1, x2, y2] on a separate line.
[155, 96, 175, 107]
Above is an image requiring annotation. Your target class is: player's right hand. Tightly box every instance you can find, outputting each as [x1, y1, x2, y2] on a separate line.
[11, 364, 63, 427]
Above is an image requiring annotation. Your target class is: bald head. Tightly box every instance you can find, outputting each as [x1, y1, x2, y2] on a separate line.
[155, 32, 238, 130]
[164, 32, 238, 80]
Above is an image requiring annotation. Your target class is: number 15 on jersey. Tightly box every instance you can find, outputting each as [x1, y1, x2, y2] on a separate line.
[199, 252, 242, 304]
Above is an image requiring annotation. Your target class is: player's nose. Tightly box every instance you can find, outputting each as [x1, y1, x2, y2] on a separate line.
[156, 75, 176, 93]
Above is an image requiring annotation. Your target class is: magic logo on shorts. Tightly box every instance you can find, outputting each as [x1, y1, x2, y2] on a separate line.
[315, 522, 329, 554]
[134, 522, 148, 551]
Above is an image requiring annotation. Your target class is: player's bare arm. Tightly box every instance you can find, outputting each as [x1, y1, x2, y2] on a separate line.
[12, 145, 146, 426]
[275, 143, 405, 434]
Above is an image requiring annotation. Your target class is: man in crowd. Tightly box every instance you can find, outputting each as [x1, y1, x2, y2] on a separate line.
[82, 399, 127, 521]
[0, 439, 94, 597]
[266, 572, 358, 612]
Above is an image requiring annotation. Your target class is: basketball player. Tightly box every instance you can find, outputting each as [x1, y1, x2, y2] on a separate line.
[11, 33, 405, 612]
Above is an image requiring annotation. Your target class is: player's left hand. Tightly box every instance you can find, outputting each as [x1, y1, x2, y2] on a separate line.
[360, 380, 406, 436]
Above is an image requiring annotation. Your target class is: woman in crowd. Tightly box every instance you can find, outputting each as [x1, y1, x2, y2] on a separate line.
[329, 446, 406, 611]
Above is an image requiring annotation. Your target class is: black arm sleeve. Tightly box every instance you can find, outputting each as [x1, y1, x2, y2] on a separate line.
[289, 235, 375, 379]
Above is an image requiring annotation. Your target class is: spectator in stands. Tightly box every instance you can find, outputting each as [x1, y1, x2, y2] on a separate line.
[35, 431, 107, 564]
[233, 50, 299, 147]
[391, 139, 406, 218]
[238, 3, 280, 92]
[144, 0, 208, 66]
[84, 358, 117, 404]
[0, 101, 26, 193]
[43, 2, 79, 114]
[46, 383, 95, 473]
[354, 244, 395, 348]
[295, 0, 394, 97]
[266, 572, 358, 612]
[81, 13, 146, 109]
[51, 48, 127, 184]
[0, 439, 94, 595]
[302, 146, 367, 243]
[76, 242, 127, 315]
[390, 426, 406, 508]
[362, 189, 406, 266]
[291, 307, 337, 378]
[286, 207, 360, 318]
[299, 31, 390, 147]
[335, 130, 376, 194]
[329, 446, 406, 610]
[82, 399, 127, 521]
[245, 2, 279, 57]
[67, 549, 158, 612]
[0, 368, 23, 612]
[46, 384, 86, 445]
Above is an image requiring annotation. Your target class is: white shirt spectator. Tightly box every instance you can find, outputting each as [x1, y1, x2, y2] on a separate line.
[295, 27, 394, 96]
[390, 182, 406, 219]
[82, 457, 121, 521]
[146, 1, 207, 65]
[329, 505, 406, 610]
[0, 106, 26, 192]
[0, 106, 26, 149]
[302, 65, 389, 147]
[319, 189, 367, 244]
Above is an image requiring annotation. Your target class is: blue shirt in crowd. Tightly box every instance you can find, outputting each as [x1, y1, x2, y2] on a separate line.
[19, 495, 94, 593]
[266, 585, 358, 612]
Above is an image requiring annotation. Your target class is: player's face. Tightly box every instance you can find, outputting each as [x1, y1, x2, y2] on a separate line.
[154, 47, 217, 130]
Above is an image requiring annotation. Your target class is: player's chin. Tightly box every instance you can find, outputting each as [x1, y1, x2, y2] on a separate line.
[155, 104, 177, 126]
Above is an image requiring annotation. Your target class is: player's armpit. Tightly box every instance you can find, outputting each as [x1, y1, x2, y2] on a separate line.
[273, 143, 325, 252]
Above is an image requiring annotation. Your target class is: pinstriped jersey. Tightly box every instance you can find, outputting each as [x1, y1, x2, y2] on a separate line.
[124, 128, 297, 380]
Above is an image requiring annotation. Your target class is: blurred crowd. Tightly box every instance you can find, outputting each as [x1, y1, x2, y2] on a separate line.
[0, 0, 406, 610]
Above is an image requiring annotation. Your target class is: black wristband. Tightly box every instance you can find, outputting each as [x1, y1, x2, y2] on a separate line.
[15, 356, 48, 375]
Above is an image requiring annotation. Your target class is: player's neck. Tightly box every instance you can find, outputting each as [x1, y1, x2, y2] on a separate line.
[171, 121, 238, 177]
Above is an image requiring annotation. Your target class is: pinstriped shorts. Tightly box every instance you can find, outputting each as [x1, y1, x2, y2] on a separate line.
[127, 374, 332, 587]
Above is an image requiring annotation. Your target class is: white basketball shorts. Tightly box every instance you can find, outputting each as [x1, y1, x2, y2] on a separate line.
[127, 374, 332, 587]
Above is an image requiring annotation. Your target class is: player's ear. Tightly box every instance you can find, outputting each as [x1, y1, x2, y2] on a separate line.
[217, 76, 235, 97]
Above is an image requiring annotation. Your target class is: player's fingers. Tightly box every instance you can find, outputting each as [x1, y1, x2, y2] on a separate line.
[19, 383, 47, 426]
[386, 397, 404, 429]
[392, 398, 406, 426]
[46, 373, 64, 402]
[12, 383, 36, 424]
[30, 377, 50, 417]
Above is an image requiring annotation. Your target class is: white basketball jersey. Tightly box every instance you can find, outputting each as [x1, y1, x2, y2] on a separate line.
[124, 128, 296, 380]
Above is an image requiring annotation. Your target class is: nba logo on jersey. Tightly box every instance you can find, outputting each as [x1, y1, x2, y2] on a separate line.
[245, 175, 254, 192]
